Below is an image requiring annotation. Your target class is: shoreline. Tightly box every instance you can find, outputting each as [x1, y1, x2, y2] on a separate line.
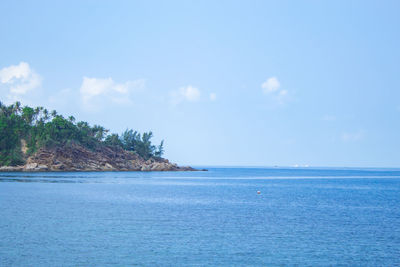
[0, 143, 203, 173]
[0, 165, 205, 172]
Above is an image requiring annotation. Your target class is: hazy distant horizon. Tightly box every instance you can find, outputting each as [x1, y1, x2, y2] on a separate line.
[188, 165, 400, 170]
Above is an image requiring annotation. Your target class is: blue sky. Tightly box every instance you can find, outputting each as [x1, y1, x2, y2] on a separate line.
[1, 0, 400, 167]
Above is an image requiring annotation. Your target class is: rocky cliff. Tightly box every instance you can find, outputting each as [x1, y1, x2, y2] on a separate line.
[0, 143, 197, 172]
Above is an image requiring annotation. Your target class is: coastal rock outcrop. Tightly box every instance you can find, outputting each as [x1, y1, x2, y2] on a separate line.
[0, 143, 197, 172]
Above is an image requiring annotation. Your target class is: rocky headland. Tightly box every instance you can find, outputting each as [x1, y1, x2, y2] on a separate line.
[0, 143, 198, 172]
[0, 102, 202, 172]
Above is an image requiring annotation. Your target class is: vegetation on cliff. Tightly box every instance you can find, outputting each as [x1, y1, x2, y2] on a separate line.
[0, 101, 164, 166]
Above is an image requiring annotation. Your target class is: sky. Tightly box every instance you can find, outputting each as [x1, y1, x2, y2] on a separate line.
[1, 0, 400, 167]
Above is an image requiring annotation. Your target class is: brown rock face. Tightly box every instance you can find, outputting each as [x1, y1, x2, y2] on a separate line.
[2, 143, 198, 172]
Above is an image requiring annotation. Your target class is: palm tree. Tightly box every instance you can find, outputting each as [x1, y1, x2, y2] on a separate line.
[92, 125, 108, 141]
[43, 109, 49, 122]
[14, 101, 22, 114]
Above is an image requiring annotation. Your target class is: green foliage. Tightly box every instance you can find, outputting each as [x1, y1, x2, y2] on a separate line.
[0, 101, 165, 166]
[104, 133, 123, 147]
[92, 125, 108, 141]
[120, 130, 164, 160]
[155, 140, 164, 158]
[0, 102, 26, 165]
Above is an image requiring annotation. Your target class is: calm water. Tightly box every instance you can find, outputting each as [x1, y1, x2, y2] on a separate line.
[1, 167, 400, 266]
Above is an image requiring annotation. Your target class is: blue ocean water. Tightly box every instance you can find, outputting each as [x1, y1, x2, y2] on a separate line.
[0, 167, 400, 266]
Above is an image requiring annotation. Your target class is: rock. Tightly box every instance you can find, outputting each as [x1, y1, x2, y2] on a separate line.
[1, 142, 203, 172]
[102, 163, 115, 171]
[149, 163, 160, 171]
[141, 165, 151, 171]
[51, 163, 65, 170]
[25, 163, 38, 170]
[0, 166, 23, 171]
[22, 163, 48, 172]
[37, 165, 48, 171]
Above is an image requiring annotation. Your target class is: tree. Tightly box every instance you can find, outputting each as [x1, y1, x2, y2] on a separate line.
[43, 109, 49, 122]
[104, 133, 123, 147]
[0, 102, 167, 166]
[121, 129, 139, 151]
[154, 140, 164, 158]
[92, 125, 108, 141]
[21, 106, 35, 125]
[14, 101, 21, 114]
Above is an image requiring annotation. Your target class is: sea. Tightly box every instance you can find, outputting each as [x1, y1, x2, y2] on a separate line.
[0, 167, 399, 266]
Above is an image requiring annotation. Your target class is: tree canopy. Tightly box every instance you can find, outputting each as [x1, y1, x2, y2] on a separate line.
[0, 101, 164, 166]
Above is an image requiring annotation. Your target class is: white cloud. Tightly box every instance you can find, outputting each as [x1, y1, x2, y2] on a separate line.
[262, 77, 280, 93]
[261, 77, 289, 105]
[170, 85, 200, 105]
[341, 130, 364, 142]
[79, 77, 145, 110]
[0, 62, 42, 101]
[181, 85, 200, 101]
[209, 92, 217, 101]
